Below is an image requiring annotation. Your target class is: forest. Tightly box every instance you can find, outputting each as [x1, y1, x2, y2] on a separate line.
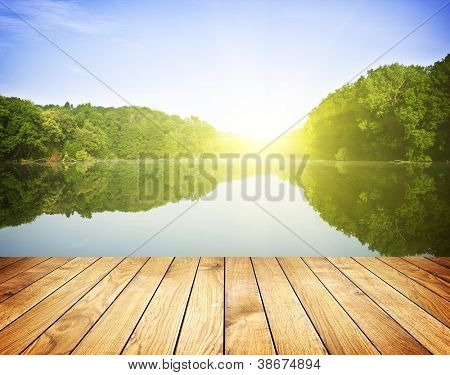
[0, 54, 448, 161]
[294, 54, 449, 161]
[0, 98, 252, 161]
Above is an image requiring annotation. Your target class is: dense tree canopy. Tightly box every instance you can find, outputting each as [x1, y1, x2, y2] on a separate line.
[1, 55, 448, 161]
[0, 99, 252, 160]
[297, 54, 450, 161]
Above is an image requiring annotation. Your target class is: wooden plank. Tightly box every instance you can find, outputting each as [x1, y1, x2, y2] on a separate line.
[305, 258, 428, 354]
[404, 257, 450, 283]
[0, 257, 48, 284]
[0, 258, 24, 270]
[175, 257, 224, 355]
[380, 257, 449, 301]
[122, 257, 199, 355]
[0, 257, 122, 354]
[225, 257, 274, 355]
[0, 257, 98, 331]
[427, 257, 450, 269]
[0, 258, 73, 303]
[252, 257, 327, 355]
[23, 258, 147, 355]
[73, 257, 173, 355]
[329, 257, 450, 354]
[355, 257, 450, 326]
[278, 257, 378, 354]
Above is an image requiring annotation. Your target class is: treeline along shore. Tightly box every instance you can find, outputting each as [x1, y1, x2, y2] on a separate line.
[0, 54, 448, 162]
[290, 54, 450, 161]
[0, 98, 251, 161]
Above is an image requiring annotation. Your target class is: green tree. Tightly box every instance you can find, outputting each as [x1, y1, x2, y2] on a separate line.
[0, 97, 46, 159]
[297, 55, 450, 161]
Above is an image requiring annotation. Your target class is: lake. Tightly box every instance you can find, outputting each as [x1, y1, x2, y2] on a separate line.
[0, 159, 449, 257]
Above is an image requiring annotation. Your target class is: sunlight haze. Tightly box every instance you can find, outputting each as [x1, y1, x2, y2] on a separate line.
[0, 0, 449, 140]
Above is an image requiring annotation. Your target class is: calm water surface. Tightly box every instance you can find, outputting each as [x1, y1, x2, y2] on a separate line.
[0, 160, 448, 256]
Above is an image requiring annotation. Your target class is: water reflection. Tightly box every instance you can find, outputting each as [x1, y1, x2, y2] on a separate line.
[297, 162, 450, 256]
[0, 160, 448, 256]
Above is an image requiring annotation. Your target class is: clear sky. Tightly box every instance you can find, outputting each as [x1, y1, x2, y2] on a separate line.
[0, 0, 449, 140]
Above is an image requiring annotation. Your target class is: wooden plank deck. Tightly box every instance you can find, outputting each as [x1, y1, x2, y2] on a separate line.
[0, 257, 448, 355]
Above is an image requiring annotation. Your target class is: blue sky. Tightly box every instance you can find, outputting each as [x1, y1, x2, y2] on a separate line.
[0, 0, 449, 139]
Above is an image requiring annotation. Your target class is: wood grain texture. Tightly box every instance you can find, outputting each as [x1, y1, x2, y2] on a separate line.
[404, 257, 450, 283]
[73, 257, 173, 355]
[329, 257, 450, 354]
[355, 257, 450, 326]
[304, 257, 428, 354]
[252, 257, 327, 355]
[175, 257, 224, 355]
[122, 257, 199, 355]
[379, 257, 449, 301]
[278, 257, 378, 354]
[0, 257, 122, 354]
[0, 256, 447, 355]
[23, 258, 147, 354]
[225, 257, 275, 355]
[0, 257, 48, 284]
[0, 257, 98, 331]
[427, 257, 450, 269]
[0, 258, 73, 303]
[0, 258, 24, 270]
